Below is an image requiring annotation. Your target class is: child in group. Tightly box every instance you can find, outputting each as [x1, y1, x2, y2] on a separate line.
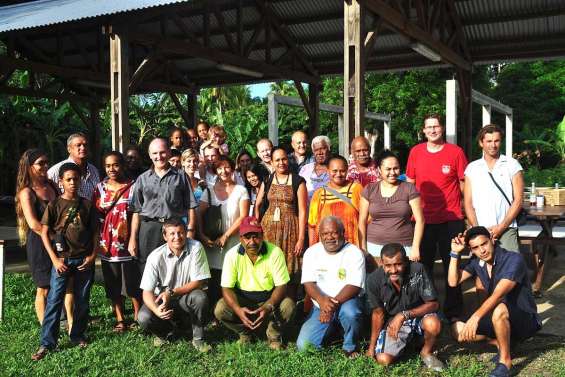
[200, 125, 229, 156]
[32, 163, 98, 361]
[169, 148, 182, 169]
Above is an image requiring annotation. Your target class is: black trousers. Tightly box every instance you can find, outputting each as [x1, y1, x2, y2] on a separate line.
[138, 220, 166, 275]
[420, 220, 464, 319]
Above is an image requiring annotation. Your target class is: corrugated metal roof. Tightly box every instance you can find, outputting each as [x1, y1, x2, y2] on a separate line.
[0, 0, 564, 85]
[0, 0, 192, 33]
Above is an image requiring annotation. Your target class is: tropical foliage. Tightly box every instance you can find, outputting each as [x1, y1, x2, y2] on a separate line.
[1, 61, 564, 195]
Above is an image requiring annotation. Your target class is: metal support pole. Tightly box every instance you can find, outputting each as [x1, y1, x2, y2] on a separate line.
[338, 114, 348, 158]
[446, 79, 457, 145]
[506, 111, 513, 157]
[384, 120, 391, 150]
[482, 104, 491, 126]
[267, 92, 278, 145]
[110, 29, 130, 152]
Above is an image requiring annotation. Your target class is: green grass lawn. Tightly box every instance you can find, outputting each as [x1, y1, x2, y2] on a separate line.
[1, 273, 563, 377]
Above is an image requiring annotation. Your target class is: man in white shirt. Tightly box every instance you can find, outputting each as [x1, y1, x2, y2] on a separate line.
[464, 124, 524, 252]
[48, 133, 100, 199]
[138, 219, 211, 352]
[296, 216, 366, 357]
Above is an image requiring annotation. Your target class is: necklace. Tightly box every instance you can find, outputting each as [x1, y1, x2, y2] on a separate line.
[274, 173, 290, 185]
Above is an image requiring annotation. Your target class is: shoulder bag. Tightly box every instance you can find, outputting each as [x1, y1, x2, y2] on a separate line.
[487, 172, 527, 226]
[203, 186, 224, 240]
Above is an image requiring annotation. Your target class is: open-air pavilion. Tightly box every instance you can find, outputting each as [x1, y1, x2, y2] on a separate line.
[0, 0, 564, 161]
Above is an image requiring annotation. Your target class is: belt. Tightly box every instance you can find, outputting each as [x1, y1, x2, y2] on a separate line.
[141, 215, 168, 223]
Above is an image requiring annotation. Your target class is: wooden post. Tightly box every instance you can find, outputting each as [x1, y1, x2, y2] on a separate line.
[445, 79, 457, 145]
[344, 0, 365, 146]
[308, 83, 320, 138]
[187, 90, 198, 129]
[506, 111, 513, 157]
[267, 93, 278, 145]
[89, 103, 101, 167]
[482, 104, 491, 126]
[110, 29, 130, 152]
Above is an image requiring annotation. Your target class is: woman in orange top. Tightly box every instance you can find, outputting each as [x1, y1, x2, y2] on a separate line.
[308, 155, 363, 247]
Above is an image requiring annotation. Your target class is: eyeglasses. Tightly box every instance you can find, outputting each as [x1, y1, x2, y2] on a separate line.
[424, 125, 442, 130]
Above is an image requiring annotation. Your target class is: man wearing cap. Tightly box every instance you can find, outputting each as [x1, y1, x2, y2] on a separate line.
[128, 138, 198, 274]
[214, 216, 295, 349]
[448, 226, 541, 377]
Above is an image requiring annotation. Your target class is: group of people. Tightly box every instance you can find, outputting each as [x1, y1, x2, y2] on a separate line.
[15, 116, 540, 377]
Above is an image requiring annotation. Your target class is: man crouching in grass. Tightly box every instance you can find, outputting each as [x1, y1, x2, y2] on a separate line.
[33, 163, 98, 361]
[449, 226, 541, 377]
[365, 243, 444, 371]
[138, 218, 212, 352]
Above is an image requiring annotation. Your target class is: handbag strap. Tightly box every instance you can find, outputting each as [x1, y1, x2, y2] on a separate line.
[487, 172, 512, 207]
[323, 185, 355, 208]
[103, 181, 133, 215]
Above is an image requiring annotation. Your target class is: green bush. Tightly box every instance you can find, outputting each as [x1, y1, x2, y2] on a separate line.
[523, 166, 565, 187]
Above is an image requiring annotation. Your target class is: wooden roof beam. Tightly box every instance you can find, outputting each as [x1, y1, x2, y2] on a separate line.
[130, 32, 320, 84]
[363, 0, 471, 71]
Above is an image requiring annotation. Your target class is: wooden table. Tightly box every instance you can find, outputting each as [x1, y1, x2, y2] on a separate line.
[0, 226, 19, 321]
[523, 205, 565, 293]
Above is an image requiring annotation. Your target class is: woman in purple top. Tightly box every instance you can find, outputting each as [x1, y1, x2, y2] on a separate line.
[358, 150, 424, 264]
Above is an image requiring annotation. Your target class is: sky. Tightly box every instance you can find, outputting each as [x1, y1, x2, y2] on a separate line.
[248, 82, 272, 98]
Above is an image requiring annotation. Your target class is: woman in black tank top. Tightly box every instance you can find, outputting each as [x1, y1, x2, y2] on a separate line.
[16, 149, 72, 325]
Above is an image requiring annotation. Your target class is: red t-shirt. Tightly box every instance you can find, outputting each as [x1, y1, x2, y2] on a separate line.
[405, 143, 467, 224]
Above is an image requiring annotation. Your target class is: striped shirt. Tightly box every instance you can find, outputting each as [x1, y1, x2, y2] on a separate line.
[48, 157, 100, 200]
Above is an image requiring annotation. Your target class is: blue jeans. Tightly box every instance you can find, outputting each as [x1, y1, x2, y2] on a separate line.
[296, 297, 362, 352]
[40, 256, 94, 349]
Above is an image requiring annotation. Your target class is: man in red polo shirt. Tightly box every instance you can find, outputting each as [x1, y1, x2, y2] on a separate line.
[406, 114, 468, 321]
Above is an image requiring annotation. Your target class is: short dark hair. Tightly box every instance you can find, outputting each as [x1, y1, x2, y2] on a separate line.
[328, 155, 348, 168]
[381, 243, 407, 259]
[58, 162, 81, 179]
[162, 218, 186, 232]
[170, 148, 182, 158]
[103, 151, 124, 165]
[477, 124, 504, 143]
[377, 149, 399, 167]
[214, 155, 235, 172]
[464, 226, 491, 245]
[423, 113, 443, 126]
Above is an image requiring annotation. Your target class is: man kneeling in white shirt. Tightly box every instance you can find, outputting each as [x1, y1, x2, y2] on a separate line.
[296, 216, 365, 357]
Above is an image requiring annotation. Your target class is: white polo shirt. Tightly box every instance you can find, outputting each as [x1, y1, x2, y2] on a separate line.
[301, 242, 365, 308]
[464, 154, 523, 228]
[140, 239, 211, 295]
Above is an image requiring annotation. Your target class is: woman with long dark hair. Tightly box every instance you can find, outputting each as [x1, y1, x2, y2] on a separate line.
[243, 163, 264, 215]
[255, 147, 307, 299]
[16, 149, 72, 325]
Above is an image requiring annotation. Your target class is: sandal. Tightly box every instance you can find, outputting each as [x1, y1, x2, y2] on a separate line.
[113, 321, 127, 333]
[31, 346, 49, 361]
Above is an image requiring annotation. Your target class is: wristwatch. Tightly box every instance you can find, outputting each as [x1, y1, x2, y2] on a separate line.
[401, 310, 411, 320]
[264, 303, 274, 313]
[166, 287, 177, 299]
[449, 251, 461, 259]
